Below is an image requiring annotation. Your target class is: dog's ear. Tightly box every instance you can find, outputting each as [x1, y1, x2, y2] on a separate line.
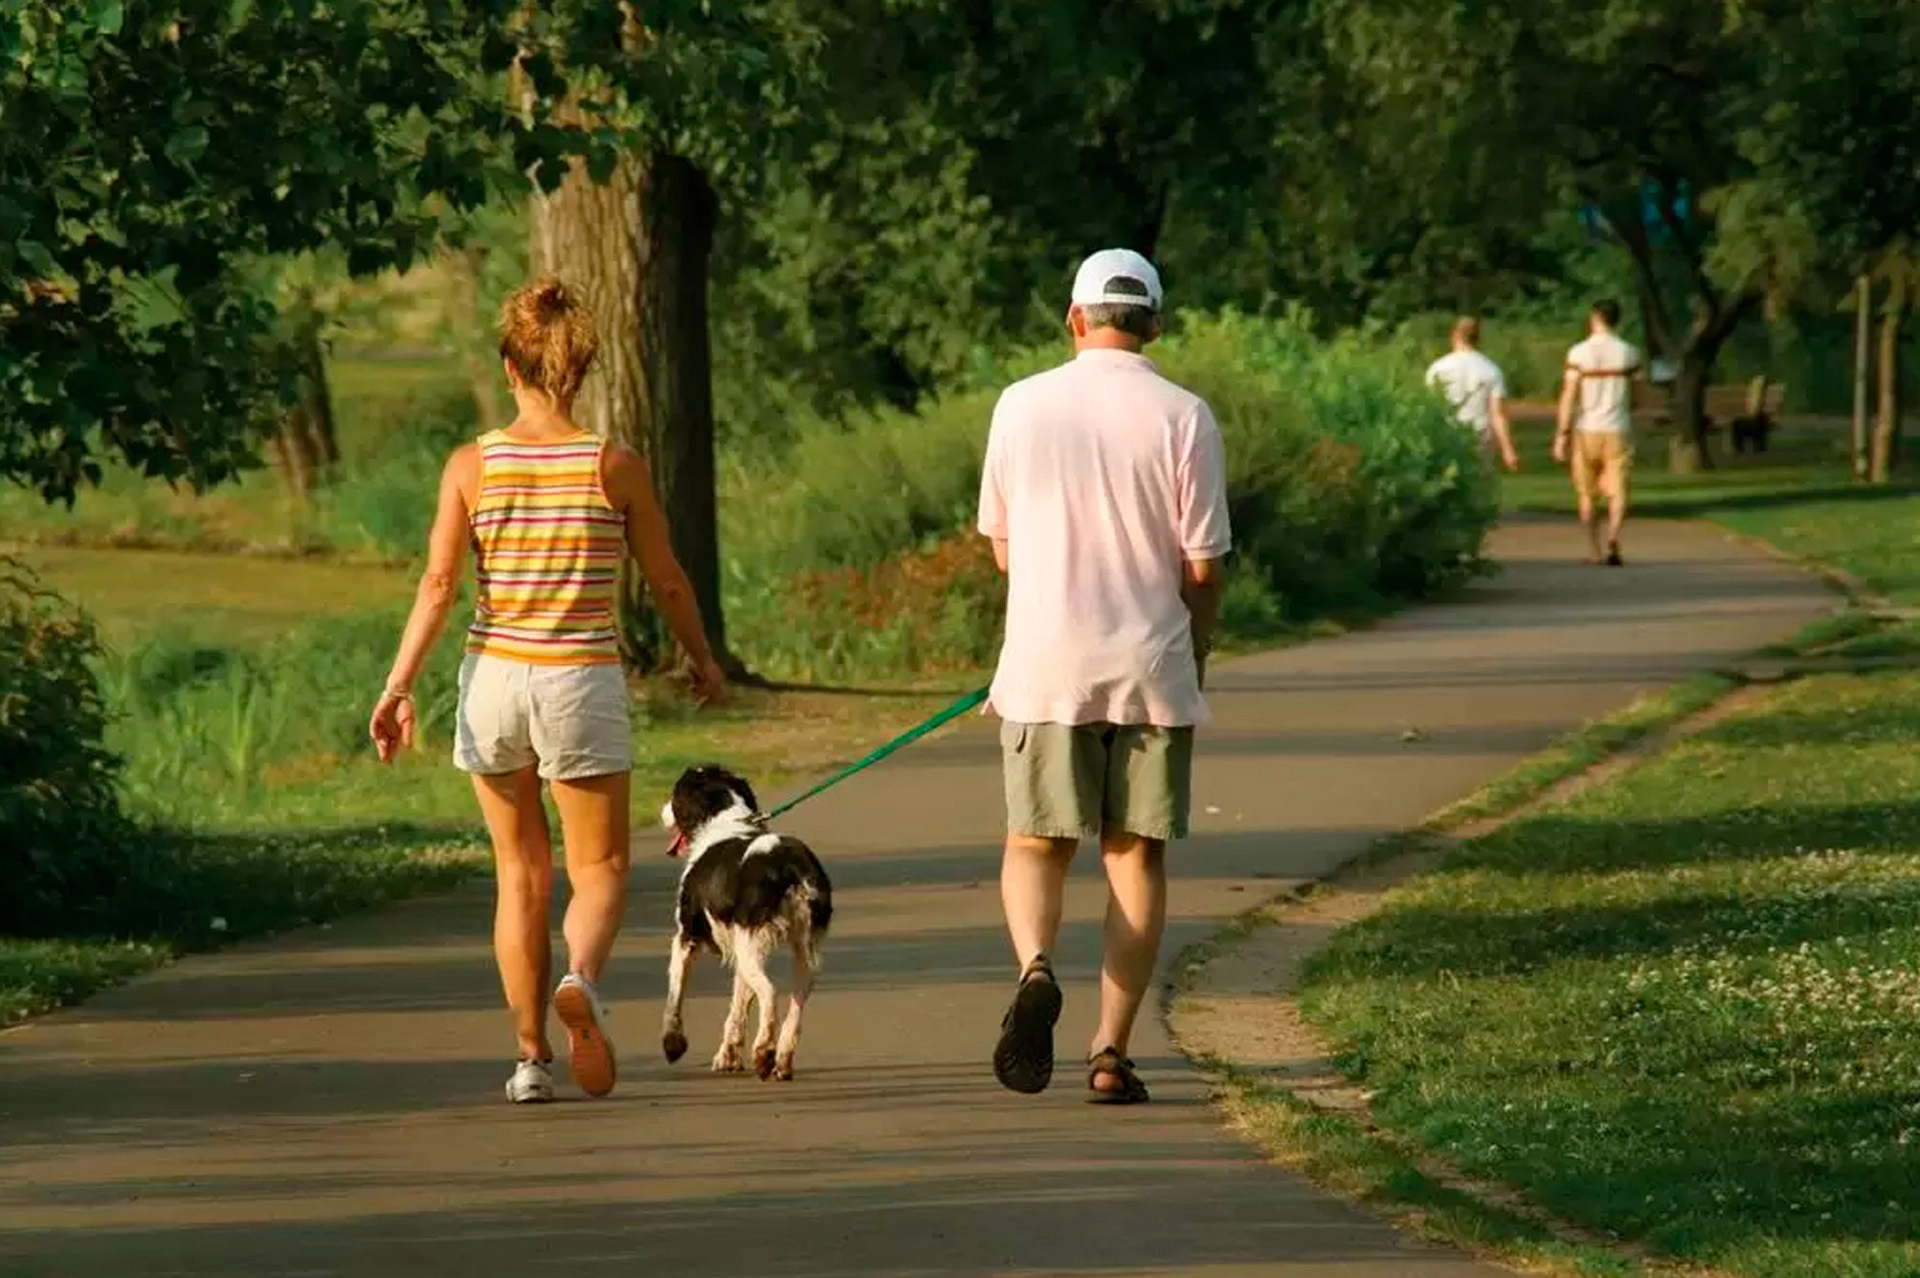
[732, 775, 760, 813]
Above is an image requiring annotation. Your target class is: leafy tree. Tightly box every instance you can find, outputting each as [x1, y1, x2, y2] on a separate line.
[0, 0, 545, 504]
[1312, 0, 1792, 468]
[710, 0, 1297, 427]
[506, 1, 816, 674]
[1726, 0, 1920, 479]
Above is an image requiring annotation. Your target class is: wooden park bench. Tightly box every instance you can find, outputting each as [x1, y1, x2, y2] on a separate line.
[1709, 377, 1785, 453]
[1635, 375, 1785, 453]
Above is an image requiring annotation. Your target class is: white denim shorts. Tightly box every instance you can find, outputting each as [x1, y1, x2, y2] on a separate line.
[453, 654, 633, 781]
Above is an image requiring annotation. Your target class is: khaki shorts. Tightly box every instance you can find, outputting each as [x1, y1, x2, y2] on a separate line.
[1000, 720, 1194, 842]
[1571, 430, 1633, 502]
[453, 654, 632, 781]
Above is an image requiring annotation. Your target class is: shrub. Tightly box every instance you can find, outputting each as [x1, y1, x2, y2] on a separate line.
[729, 533, 1005, 682]
[0, 563, 133, 933]
[723, 309, 1499, 680]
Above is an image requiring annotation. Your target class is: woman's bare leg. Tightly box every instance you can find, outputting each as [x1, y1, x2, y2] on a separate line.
[471, 767, 555, 1060]
[548, 770, 632, 981]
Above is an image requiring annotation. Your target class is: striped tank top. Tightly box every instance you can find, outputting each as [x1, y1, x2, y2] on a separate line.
[465, 429, 626, 665]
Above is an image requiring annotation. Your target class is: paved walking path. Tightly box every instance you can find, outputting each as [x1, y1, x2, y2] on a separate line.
[0, 517, 1832, 1278]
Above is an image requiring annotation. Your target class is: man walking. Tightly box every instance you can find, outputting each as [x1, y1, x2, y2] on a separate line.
[1554, 299, 1642, 565]
[1425, 316, 1520, 472]
[976, 249, 1230, 1105]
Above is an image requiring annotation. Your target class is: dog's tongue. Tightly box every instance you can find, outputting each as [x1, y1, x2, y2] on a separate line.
[667, 826, 688, 858]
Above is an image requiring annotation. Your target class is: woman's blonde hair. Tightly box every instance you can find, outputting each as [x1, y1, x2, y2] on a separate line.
[498, 276, 598, 404]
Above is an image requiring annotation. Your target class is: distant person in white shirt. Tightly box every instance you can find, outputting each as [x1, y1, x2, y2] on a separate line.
[1425, 317, 1519, 473]
[1553, 299, 1641, 566]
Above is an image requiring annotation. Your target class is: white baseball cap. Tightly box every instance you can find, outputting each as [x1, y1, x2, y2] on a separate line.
[1070, 248, 1163, 310]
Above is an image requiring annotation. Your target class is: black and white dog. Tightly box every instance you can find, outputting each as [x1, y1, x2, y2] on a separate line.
[659, 765, 833, 1082]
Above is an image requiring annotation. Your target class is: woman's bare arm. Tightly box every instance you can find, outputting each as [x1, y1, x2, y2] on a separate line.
[604, 444, 724, 691]
[385, 446, 476, 692]
[371, 445, 476, 760]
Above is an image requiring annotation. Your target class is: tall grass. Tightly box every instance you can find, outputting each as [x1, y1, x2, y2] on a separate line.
[721, 310, 1498, 682]
[101, 607, 463, 827]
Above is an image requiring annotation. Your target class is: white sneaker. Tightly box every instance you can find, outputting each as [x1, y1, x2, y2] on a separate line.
[553, 972, 618, 1098]
[505, 1058, 554, 1104]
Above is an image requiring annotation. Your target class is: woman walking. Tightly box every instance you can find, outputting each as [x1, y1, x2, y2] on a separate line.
[369, 277, 726, 1103]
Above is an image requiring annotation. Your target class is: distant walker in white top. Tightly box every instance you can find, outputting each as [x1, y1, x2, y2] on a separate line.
[1424, 316, 1519, 473]
[1553, 300, 1643, 567]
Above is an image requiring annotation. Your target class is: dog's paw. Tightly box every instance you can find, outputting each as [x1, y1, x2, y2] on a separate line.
[662, 1028, 689, 1064]
[772, 1053, 795, 1083]
[710, 1044, 746, 1073]
[753, 1046, 778, 1081]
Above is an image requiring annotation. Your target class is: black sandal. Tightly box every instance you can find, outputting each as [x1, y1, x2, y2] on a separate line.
[1086, 1047, 1150, 1104]
[993, 956, 1062, 1094]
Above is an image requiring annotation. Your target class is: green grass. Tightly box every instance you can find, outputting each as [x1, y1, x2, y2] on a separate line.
[0, 354, 472, 557]
[0, 939, 170, 1026]
[3, 544, 417, 648]
[1195, 430, 1920, 1276]
[1294, 658, 1920, 1278]
[1217, 1076, 1648, 1277]
[3, 540, 978, 1026]
[1433, 669, 1746, 829]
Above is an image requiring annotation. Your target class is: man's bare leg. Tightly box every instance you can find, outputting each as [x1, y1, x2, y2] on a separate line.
[1091, 830, 1167, 1089]
[1574, 473, 1606, 563]
[1001, 833, 1077, 969]
[1606, 479, 1629, 563]
[995, 833, 1076, 1093]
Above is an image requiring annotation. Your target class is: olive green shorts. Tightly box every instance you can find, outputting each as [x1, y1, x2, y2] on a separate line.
[999, 720, 1195, 842]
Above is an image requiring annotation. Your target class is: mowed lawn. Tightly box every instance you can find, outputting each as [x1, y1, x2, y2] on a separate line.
[5, 543, 417, 647]
[1285, 422, 1920, 1276]
[1299, 658, 1920, 1277]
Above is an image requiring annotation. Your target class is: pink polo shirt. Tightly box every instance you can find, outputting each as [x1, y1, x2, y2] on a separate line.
[977, 348, 1232, 727]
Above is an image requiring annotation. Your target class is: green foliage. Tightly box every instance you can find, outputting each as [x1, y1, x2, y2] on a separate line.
[706, 0, 1301, 424]
[104, 607, 464, 827]
[1300, 665, 1920, 1278]
[1739, 2, 1920, 273]
[721, 312, 1498, 682]
[1180, 312, 1497, 607]
[0, 0, 553, 502]
[0, 561, 130, 932]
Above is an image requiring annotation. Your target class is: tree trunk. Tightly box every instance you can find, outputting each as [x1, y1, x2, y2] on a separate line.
[444, 245, 507, 434]
[271, 413, 319, 502]
[1854, 273, 1872, 480]
[528, 149, 740, 675]
[635, 154, 730, 672]
[1872, 273, 1906, 483]
[1666, 295, 1759, 475]
[296, 319, 339, 469]
[1668, 355, 1710, 475]
[1608, 204, 1678, 359]
[529, 149, 668, 668]
[268, 308, 335, 502]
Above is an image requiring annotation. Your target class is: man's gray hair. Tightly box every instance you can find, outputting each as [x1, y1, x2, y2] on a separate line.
[1080, 302, 1159, 340]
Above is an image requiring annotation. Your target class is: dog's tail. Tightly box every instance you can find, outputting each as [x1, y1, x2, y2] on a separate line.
[805, 876, 833, 935]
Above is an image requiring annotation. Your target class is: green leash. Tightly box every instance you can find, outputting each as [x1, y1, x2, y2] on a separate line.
[764, 686, 989, 820]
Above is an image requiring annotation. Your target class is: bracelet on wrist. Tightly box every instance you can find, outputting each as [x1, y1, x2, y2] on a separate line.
[384, 687, 414, 702]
